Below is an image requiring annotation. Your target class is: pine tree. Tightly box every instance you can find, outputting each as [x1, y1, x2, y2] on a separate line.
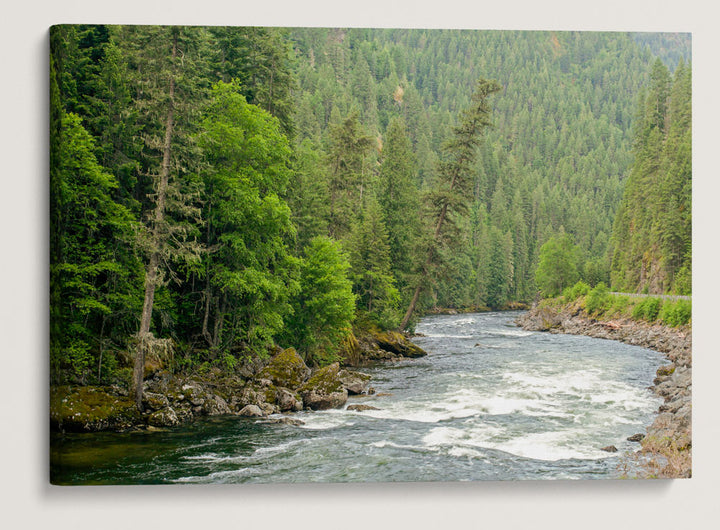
[120, 26, 208, 409]
[378, 117, 421, 294]
[400, 78, 501, 329]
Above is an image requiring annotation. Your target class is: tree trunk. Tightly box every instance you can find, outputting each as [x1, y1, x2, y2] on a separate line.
[133, 32, 177, 411]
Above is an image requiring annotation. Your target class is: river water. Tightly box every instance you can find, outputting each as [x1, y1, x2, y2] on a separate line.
[50, 311, 665, 484]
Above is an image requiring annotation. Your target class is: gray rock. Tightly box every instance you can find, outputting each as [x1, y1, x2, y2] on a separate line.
[347, 404, 379, 411]
[142, 392, 169, 411]
[147, 407, 179, 427]
[338, 369, 372, 395]
[276, 388, 303, 412]
[627, 433, 645, 442]
[264, 416, 305, 426]
[238, 404, 264, 417]
[600, 445, 618, 453]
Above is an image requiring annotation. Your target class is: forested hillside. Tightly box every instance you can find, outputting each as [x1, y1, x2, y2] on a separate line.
[610, 58, 692, 294]
[49, 25, 690, 391]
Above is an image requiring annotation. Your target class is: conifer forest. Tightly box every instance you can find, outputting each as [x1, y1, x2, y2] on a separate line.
[49, 25, 691, 391]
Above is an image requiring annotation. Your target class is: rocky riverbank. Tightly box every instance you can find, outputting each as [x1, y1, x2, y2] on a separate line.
[50, 330, 427, 434]
[516, 302, 691, 478]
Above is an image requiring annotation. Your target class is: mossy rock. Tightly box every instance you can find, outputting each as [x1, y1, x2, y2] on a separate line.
[338, 369, 372, 394]
[298, 362, 348, 410]
[657, 365, 676, 377]
[50, 385, 141, 432]
[257, 347, 310, 389]
[337, 332, 362, 366]
[374, 331, 427, 358]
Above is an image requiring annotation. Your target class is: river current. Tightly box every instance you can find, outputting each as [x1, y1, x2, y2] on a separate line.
[50, 311, 665, 484]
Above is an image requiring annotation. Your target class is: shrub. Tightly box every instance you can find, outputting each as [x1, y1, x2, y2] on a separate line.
[609, 295, 631, 316]
[585, 282, 610, 314]
[660, 299, 692, 327]
[632, 297, 663, 322]
[563, 281, 591, 303]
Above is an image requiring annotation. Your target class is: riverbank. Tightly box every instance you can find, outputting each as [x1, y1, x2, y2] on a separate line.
[516, 301, 691, 478]
[50, 329, 427, 434]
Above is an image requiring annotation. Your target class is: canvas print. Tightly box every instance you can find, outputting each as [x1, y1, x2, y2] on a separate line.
[49, 25, 691, 484]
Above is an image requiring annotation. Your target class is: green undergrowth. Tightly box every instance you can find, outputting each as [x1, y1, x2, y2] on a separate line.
[555, 281, 691, 327]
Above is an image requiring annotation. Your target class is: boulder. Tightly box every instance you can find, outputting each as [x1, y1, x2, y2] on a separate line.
[600, 445, 618, 453]
[202, 394, 232, 416]
[238, 404, 265, 417]
[276, 388, 303, 412]
[338, 369, 372, 395]
[142, 392, 170, 411]
[147, 407, 180, 427]
[627, 433, 645, 442]
[347, 404, 379, 412]
[257, 347, 311, 389]
[50, 386, 141, 433]
[264, 416, 305, 426]
[374, 331, 427, 358]
[298, 362, 349, 410]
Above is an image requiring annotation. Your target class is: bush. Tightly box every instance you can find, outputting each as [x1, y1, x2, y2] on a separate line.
[609, 295, 631, 316]
[660, 299, 692, 327]
[632, 297, 663, 322]
[585, 282, 610, 314]
[563, 281, 590, 303]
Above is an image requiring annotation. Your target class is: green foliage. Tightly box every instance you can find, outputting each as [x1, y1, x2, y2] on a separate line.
[610, 59, 691, 295]
[631, 297, 663, 322]
[49, 25, 692, 387]
[585, 282, 610, 315]
[347, 196, 402, 329]
[285, 236, 356, 366]
[535, 233, 580, 298]
[659, 299, 692, 327]
[194, 81, 297, 355]
[563, 281, 591, 303]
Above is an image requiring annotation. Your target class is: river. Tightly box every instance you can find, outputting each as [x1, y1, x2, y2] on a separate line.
[50, 311, 665, 484]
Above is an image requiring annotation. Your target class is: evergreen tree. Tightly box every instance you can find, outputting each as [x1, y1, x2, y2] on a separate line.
[378, 117, 421, 294]
[347, 196, 401, 329]
[324, 111, 375, 239]
[401, 78, 501, 330]
[120, 26, 208, 409]
[284, 237, 356, 366]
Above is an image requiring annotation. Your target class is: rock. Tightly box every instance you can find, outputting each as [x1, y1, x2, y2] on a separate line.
[374, 331, 427, 358]
[238, 404, 265, 417]
[347, 404, 379, 411]
[627, 433, 645, 442]
[257, 347, 310, 389]
[202, 395, 231, 416]
[260, 403, 278, 416]
[264, 416, 305, 426]
[276, 388, 303, 412]
[298, 362, 349, 410]
[142, 392, 169, 411]
[600, 445, 618, 453]
[50, 386, 141, 433]
[147, 407, 179, 427]
[338, 369, 372, 395]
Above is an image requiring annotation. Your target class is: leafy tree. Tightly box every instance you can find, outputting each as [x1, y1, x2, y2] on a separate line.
[195, 81, 297, 356]
[50, 111, 138, 383]
[285, 237, 356, 366]
[535, 233, 580, 297]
